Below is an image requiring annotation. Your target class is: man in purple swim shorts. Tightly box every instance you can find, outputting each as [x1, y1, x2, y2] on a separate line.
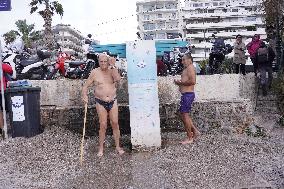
[180, 92, 195, 113]
[174, 53, 200, 144]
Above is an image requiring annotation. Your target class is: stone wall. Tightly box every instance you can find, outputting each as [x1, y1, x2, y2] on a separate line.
[31, 74, 257, 135]
[31, 73, 257, 106]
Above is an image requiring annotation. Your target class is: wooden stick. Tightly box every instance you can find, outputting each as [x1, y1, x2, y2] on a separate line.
[80, 104, 88, 166]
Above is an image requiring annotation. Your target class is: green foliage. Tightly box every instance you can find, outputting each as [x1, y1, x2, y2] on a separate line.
[245, 125, 267, 137]
[15, 19, 36, 48]
[29, 0, 64, 49]
[220, 57, 234, 74]
[4, 19, 42, 48]
[30, 0, 64, 18]
[3, 30, 20, 44]
[260, 0, 284, 37]
[199, 59, 208, 70]
[279, 116, 284, 127]
[272, 72, 284, 126]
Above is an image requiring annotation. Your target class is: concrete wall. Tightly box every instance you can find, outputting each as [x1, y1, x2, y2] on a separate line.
[30, 73, 257, 107]
[31, 73, 257, 135]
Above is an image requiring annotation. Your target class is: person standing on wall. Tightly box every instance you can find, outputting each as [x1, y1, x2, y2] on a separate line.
[255, 41, 276, 96]
[247, 34, 262, 76]
[0, 63, 13, 138]
[233, 34, 246, 75]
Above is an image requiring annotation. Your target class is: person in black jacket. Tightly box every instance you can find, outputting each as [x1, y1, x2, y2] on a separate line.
[255, 41, 275, 96]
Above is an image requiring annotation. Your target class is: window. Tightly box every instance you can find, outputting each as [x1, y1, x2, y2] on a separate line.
[166, 3, 177, 9]
[144, 15, 150, 20]
[167, 22, 178, 29]
[232, 9, 238, 12]
[157, 14, 163, 18]
[157, 22, 165, 29]
[222, 9, 227, 12]
[219, 2, 225, 6]
[166, 33, 179, 39]
[144, 33, 155, 40]
[213, 2, 218, 6]
[245, 8, 252, 11]
[193, 3, 203, 7]
[246, 17, 257, 21]
[145, 23, 155, 30]
[205, 3, 210, 6]
[143, 5, 154, 12]
[198, 10, 204, 14]
[157, 33, 165, 39]
[208, 9, 214, 13]
[156, 4, 164, 9]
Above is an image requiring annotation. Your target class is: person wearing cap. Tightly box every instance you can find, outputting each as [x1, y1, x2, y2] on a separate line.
[233, 34, 246, 75]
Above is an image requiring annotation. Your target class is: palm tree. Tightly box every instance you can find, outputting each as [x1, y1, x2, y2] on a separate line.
[15, 20, 39, 48]
[3, 30, 20, 45]
[3, 19, 42, 48]
[30, 0, 64, 50]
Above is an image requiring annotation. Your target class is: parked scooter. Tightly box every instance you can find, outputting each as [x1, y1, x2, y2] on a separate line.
[2, 48, 50, 80]
[208, 34, 233, 74]
[16, 50, 51, 80]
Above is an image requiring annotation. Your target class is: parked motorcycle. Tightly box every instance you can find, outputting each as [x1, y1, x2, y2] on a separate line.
[208, 35, 233, 74]
[46, 50, 96, 79]
[2, 49, 51, 80]
[82, 51, 99, 79]
[162, 46, 190, 76]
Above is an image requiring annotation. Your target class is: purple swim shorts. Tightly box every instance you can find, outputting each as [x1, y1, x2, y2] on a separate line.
[179, 92, 195, 113]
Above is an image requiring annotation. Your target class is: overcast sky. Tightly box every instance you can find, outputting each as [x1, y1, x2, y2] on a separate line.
[0, 0, 140, 44]
[0, 0, 185, 45]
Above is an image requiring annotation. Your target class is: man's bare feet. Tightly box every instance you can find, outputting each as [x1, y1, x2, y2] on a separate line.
[116, 147, 125, 155]
[193, 130, 201, 140]
[180, 139, 194, 145]
[97, 150, 103, 157]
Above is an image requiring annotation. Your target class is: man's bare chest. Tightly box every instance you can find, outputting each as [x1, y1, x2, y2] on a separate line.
[94, 72, 114, 85]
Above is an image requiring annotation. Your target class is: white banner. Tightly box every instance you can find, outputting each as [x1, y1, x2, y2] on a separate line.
[126, 40, 161, 149]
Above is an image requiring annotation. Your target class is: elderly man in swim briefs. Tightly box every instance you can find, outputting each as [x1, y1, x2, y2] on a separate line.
[82, 54, 125, 156]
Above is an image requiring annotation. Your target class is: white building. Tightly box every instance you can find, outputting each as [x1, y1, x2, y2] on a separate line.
[183, 0, 266, 62]
[136, 0, 183, 40]
[52, 24, 86, 56]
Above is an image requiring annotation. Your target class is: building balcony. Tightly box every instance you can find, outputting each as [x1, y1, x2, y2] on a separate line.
[186, 21, 264, 30]
[142, 27, 179, 32]
[141, 17, 178, 22]
[140, 7, 178, 14]
[186, 29, 266, 40]
[182, 11, 260, 19]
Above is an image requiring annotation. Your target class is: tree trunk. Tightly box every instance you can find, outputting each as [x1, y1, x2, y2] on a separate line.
[43, 0, 54, 50]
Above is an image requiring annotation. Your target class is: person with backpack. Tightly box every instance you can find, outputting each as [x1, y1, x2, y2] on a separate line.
[233, 34, 246, 75]
[247, 34, 262, 76]
[255, 41, 276, 96]
[0, 63, 13, 138]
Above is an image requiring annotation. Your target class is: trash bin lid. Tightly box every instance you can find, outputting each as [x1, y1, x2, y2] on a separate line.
[6, 87, 41, 93]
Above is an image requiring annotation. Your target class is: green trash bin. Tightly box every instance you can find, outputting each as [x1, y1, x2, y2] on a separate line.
[6, 87, 42, 138]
